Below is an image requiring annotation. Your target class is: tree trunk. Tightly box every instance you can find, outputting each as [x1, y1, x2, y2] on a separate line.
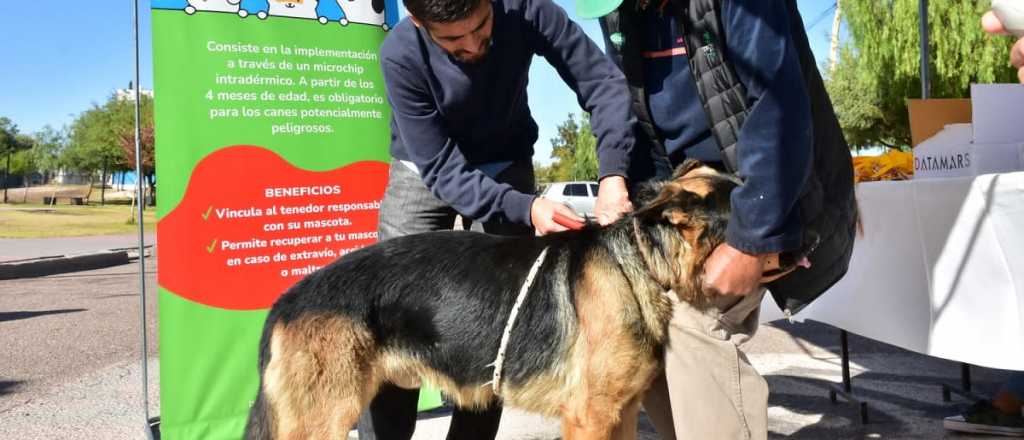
[100, 159, 108, 206]
[84, 174, 95, 204]
[129, 186, 137, 224]
[3, 152, 10, 204]
[146, 173, 156, 207]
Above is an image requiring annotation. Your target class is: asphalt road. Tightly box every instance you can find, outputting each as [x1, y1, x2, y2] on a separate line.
[0, 258, 158, 439]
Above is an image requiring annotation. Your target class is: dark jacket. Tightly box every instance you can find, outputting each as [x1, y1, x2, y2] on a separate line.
[604, 0, 857, 314]
[380, 0, 636, 227]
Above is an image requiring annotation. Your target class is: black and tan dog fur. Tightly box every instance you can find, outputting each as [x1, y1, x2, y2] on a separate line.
[244, 161, 739, 440]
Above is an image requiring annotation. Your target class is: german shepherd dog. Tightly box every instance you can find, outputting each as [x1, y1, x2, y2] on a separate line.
[244, 161, 741, 439]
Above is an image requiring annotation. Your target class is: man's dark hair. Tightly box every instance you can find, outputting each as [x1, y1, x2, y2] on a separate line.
[403, 0, 482, 23]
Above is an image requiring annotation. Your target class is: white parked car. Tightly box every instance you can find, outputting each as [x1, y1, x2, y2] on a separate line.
[540, 181, 599, 218]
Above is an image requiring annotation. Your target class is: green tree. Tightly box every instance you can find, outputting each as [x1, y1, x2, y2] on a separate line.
[828, 0, 1017, 148]
[31, 125, 68, 183]
[66, 103, 123, 205]
[548, 113, 581, 181]
[547, 112, 599, 182]
[10, 135, 37, 176]
[109, 95, 156, 205]
[65, 94, 155, 205]
[1, 118, 34, 203]
[534, 160, 555, 189]
[570, 115, 599, 181]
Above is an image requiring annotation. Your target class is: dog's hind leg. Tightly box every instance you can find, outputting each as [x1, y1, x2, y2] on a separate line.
[262, 315, 381, 439]
[560, 384, 650, 440]
[610, 396, 641, 440]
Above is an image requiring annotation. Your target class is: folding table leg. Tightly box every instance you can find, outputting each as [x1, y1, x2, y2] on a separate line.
[828, 330, 870, 424]
[942, 362, 985, 402]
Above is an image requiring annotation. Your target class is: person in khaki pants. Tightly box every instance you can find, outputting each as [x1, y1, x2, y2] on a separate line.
[575, 0, 860, 437]
[640, 290, 770, 440]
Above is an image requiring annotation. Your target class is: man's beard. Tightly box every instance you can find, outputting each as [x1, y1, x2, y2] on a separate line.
[453, 38, 491, 64]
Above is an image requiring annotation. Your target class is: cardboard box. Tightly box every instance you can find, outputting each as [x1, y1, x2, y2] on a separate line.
[907, 99, 972, 147]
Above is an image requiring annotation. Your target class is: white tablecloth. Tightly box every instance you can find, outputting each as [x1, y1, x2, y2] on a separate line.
[761, 172, 1024, 370]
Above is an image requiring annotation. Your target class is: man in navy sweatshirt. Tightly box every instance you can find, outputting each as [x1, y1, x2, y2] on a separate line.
[358, 0, 643, 437]
[573, 0, 858, 438]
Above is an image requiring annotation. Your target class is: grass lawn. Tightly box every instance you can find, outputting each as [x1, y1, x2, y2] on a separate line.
[0, 204, 156, 238]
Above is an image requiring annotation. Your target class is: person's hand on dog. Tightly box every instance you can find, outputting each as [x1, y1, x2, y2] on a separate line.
[593, 175, 634, 226]
[702, 243, 768, 296]
[531, 197, 585, 235]
[982, 10, 1024, 83]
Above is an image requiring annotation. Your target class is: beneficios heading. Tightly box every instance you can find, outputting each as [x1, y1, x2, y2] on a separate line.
[265, 185, 342, 198]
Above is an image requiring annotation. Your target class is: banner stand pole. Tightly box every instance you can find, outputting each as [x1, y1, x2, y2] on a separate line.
[132, 0, 156, 438]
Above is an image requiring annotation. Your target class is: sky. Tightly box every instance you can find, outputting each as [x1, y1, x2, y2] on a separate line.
[0, 1, 842, 165]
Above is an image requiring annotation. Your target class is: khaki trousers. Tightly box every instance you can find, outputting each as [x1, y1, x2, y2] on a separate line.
[639, 290, 769, 440]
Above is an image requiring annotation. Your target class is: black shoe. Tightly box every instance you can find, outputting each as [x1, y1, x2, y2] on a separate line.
[944, 400, 1024, 437]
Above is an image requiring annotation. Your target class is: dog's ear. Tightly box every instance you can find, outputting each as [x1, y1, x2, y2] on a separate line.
[631, 180, 664, 207]
[635, 181, 681, 220]
[661, 206, 690, 226]
[635, 181, 701, 227]
[671, 159, 706, 180]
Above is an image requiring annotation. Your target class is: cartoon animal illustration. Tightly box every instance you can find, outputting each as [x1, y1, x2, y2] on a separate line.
[153, 0, 396, 30]
[237, 0, 325, 20]
[267, 0, 321, 19]
[337, 0, 389, 29]
[314, 0, 346, 24]
[184, 0, 241, 14]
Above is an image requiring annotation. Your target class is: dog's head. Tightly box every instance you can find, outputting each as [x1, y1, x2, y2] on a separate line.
[632, 159, 740, 304]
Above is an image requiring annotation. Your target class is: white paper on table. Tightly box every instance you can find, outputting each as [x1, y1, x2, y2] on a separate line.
[928, 173, 1024, 369]
[761, 174, 1024, 371]
[971, 84, 1024, 144]
[972, 142, 1024, 175]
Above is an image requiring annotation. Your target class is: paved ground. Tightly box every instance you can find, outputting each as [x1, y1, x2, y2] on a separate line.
[0, 233, 156, 262]
[0, 259, 159, 439]
[0, 254, 1017, 439]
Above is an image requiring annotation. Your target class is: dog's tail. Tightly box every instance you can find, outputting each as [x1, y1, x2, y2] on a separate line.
[243, 314, 279, 440]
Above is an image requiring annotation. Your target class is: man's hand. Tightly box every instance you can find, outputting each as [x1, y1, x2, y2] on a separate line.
[702, 243, 768, 297]
[593, 175, 634, 226]
[983, 10, 1024, 83]
[531, 198, 585, 235]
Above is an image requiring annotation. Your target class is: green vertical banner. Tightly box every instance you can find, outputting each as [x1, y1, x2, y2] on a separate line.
[150, 1, 438, 438]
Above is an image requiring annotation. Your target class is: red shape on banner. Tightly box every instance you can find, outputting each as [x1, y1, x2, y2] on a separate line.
[158, 146, 388, 310]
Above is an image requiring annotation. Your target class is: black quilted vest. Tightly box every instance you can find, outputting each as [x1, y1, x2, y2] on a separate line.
[603, 0, 858, 314]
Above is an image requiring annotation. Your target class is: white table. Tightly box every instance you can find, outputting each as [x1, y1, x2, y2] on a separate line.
[762, 172, 1024, 371]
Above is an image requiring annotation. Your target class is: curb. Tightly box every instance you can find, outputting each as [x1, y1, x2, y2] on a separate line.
[0, 249, 142, 280]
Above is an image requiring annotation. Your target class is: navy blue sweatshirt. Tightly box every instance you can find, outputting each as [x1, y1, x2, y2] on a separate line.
[380, 0, 635, 226]
[604, 0, 812, 254]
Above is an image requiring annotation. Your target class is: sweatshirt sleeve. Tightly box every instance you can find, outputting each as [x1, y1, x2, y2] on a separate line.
[381, 58, 536, 225]
[523, 0, 635, 179]
[720, 0, 812, 254]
